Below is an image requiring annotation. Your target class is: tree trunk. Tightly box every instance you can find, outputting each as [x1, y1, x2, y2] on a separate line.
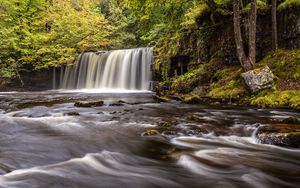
[233, 0, 253, 71]
[272, 0, 278, 51]
[249, 0, 257, 66]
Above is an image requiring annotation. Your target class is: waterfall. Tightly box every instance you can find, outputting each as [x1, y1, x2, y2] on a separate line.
[58, 48, 153, 91]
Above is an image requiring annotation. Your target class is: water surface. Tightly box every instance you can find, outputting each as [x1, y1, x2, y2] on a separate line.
[0, 91, 299, 188]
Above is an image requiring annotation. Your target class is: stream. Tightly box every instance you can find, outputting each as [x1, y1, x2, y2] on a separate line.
[0, 91, 299, 188]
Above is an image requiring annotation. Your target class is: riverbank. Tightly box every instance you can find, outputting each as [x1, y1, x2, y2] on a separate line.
[155, 49, 300, 111]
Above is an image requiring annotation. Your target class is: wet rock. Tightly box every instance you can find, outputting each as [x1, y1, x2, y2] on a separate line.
[161, 130, 179, 137]
[97, 112, 104, 114]
[74, 100, 104, 108]
[183, 95, 202, 104]
[109, 103, 124, 107]
[157, 120, 177, 128]
[141, 130, 160, 136]
[282, 117, 300, 124]
[256, 124, 300, 148]
[153, 95, 170, 103]
[242, 66, 275, 93]
[186, 114, 201, 121]
[64, 112, 80, 116]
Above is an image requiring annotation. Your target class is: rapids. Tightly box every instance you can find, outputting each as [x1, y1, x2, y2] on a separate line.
[0, 91, 299, 188]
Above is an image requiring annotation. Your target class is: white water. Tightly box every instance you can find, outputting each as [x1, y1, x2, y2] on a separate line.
[57, 48, 153, 91]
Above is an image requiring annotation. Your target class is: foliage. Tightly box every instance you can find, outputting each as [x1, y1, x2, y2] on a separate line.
[0, 0, 119, 79]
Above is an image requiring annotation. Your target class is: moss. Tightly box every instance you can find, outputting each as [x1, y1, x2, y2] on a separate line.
[250, 90, 300, 109]
[74, 100, 104, 108]
[183, 95, 202, 104]
[278, 0, 300, 11]
[208, 79, 247, 99]
[186, 114, 201, 121]
[153, 95, 170, 103]
[258, 49, 300, 81]
[171, 65, 207, 94]
[142, 130, 160, 136]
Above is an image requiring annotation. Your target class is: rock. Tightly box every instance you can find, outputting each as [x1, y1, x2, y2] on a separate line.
[183, 95, 202, 104]
[157, 120, 176, 127]
[186, 114, 201, 121]
[242, 66, 275, 93]
[109, 103, 124, 107]
[74, 100, 104, 108]
[256, 124, 300, 148]
[64, 112, 80, 116]
[282, 117, 300, 124]
[141, 130, 160, 136]
[153, 95, 170, 103]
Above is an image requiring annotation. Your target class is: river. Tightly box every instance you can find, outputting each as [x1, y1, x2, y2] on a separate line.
[0, 91, 299, 188]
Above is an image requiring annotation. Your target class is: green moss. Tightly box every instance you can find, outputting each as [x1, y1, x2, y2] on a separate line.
[251, 90, 300, 109]
[208, 73, 247, 99]
[186, 114, 201, 121]
[171, 65, 207, 93]
[142, 130, 160, 136]
[183, 95, 202, 104]
[258, 49, 300, 81]
[278, 0, 300, 11]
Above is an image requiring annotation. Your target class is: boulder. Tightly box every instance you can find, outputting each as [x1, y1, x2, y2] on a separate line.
[242, 66, 275, 93]
[256, 124, 300, 148]
[74, 100, 104, 108]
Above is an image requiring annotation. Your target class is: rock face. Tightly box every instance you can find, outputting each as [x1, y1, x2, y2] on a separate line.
[242, 66, 275, 93]
[256, 124, 300, 148]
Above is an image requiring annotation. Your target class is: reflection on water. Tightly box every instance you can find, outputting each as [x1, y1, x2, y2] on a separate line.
[0, 91, 299, 188]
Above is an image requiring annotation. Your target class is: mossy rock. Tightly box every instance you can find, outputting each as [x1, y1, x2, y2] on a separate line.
[74, 100, 104, 108]
[64, 112, 80, 116]
[142, 130, 160, 136]
[282, 117, 300, 124]
[183, 95, 202, 104]
[157, 120, 176, 127]
[153, 95, 171, 103]
[256, 124, 300, 148]
[186, 114, 201, 121]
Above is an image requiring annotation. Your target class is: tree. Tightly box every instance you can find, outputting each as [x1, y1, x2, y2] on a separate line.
[233, 0, 257, 71]
[272, 0, 278, 51]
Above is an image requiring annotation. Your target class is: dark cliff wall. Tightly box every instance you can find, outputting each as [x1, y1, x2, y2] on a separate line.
[0, 68, 54, 91]
[167, 6, 300, 78]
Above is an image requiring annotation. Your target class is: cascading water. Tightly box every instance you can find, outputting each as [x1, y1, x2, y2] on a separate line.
[57, 48, 153, 91]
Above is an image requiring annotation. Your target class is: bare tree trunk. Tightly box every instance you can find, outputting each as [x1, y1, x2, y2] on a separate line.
[249, 0, 257, 66]
[233, 0, 253, 71]
[272, 0, 278, 51]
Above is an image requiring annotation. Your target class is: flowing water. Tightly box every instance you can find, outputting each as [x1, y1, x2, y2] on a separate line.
[58, 48, 153, 90]
[0, 91, 299, 188]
